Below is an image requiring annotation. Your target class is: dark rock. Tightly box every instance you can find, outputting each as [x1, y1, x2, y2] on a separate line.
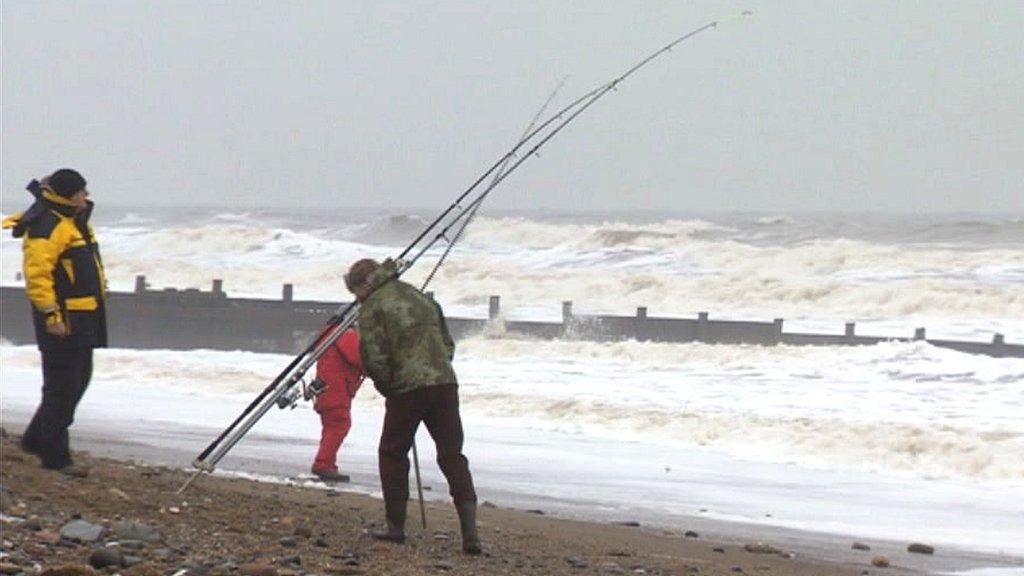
[731, 567, 744, 573]
[566, 556, 588, 569]
[713, 548, 726, 554]
[525, 509, 545, 515]
[292, 526, 312, 539]
[684, 530, 699, 538]
[852, 542, 871, 551]
[907, 543, 934, 555]
[686, 567, 700, 574]
[279, 556, 301, 567]
[324, 492, 339, 498]
[607, 551, 632, 557]
[60, 520, 104, 543]
[88, 549, 123, 570]
[112, 522, 163, 544]
[279, 537, 298, 548]
[313, 538, 328, 548]
[743, 543, 781, 555]
[23, 518, 42, 532]
[433, 561, 453, 571]
[481, 501, 497, 509]
[613, 521, 640, 527]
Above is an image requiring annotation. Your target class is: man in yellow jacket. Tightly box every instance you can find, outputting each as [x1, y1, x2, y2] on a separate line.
[3, 169, 107, 476]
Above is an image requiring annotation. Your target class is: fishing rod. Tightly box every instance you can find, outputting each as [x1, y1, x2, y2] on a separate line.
[178, 16, 736, 494]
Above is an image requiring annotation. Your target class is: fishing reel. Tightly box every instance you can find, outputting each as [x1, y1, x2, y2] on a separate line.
[275, 377, 327, 410]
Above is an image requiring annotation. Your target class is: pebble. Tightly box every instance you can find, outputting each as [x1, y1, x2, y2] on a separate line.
[566, 556, 589, 569]
[614, 521, 640, 527]
[871, 556, 890, 568]
[313, 538, 328, 548]
[852, 542, 871, 551]
[0, 563, 21, 575]
[60, 520, 104, 543]
[292, 526, 312, 538]
[122, 556, 142, 568]
[730, 567, 744, 573]
[712, 548, 726, 554]
[432, 561, 453, 571]
[907, 543, 935, 555]
[22, 519, 42, 532]
[743, 543, 781, 555]
[279, 537, 298, 548]
[684, 530, 699, 538]
[526, 509, 545, 515]
[88, 548, 123, 569]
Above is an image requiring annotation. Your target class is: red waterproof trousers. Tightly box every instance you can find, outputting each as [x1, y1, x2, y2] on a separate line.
[312, 329, 363, 473]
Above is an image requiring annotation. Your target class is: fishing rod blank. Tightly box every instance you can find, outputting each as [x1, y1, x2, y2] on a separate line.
[179, 16, 736, 493]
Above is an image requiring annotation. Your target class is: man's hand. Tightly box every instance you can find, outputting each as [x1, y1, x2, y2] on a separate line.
[45, 321, 68, 337]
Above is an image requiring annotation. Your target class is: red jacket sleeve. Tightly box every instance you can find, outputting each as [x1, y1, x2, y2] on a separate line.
[338, 329, 364, 376]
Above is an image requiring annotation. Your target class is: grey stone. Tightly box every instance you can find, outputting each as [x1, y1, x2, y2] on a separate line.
[23, 519, 42, 532]
[111, 521, 163, 543]
[684, 530, 699, 538]
[60, 520, 104, 543]
[852, 542, 871, 551]
[122, 556, 143, 568]
[279, 537, 298, 548]
[433, 561, 453, 571]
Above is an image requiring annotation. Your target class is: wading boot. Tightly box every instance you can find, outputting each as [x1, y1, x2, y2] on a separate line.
[371, 499, 406, 544]
[455, 501, 481, 555]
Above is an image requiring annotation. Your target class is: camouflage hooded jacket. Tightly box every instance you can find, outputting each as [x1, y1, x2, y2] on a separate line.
[356, 259, 457, 398]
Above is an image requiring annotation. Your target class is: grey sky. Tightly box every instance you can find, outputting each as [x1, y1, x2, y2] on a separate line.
[2, 1, 1022, 213]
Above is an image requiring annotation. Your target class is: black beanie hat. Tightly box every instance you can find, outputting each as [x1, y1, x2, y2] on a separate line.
[49, 169, 87, 197]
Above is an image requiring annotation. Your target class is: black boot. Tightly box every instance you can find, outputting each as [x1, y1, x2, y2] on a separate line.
[371, 499, 406, 543]
[455, 501, 481, 555]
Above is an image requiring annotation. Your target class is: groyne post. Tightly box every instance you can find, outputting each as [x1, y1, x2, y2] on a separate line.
[212, 279, 223, 296]
[914, 327, 926, 341]
[282, 284, 293, 302]
[773, 318, 784, 344]
[134, 275, 147, 294]
[993, 333, 1005, 345]
[489, 296, 501, 320]
[845, 322, 856, 342]
[697, 312, 709, 343]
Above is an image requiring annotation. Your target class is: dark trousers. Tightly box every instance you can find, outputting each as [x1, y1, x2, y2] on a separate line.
[22, 348, 93, 469]
[379, 383, 477, 504]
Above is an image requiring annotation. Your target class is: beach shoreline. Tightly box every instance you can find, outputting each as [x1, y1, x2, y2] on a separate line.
[3, 416, 1021, 576]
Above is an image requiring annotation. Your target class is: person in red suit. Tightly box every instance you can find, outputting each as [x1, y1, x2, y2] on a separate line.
[311, 327, 364, 482]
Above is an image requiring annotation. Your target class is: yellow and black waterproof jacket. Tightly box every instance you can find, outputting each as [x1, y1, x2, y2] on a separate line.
[3, 187, 107, 350]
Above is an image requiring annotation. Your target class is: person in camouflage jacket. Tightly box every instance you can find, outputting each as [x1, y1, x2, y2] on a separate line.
[346, 258, 480, 555]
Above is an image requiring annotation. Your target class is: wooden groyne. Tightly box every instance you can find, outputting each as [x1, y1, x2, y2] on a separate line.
[1, 277, 1019, 358]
